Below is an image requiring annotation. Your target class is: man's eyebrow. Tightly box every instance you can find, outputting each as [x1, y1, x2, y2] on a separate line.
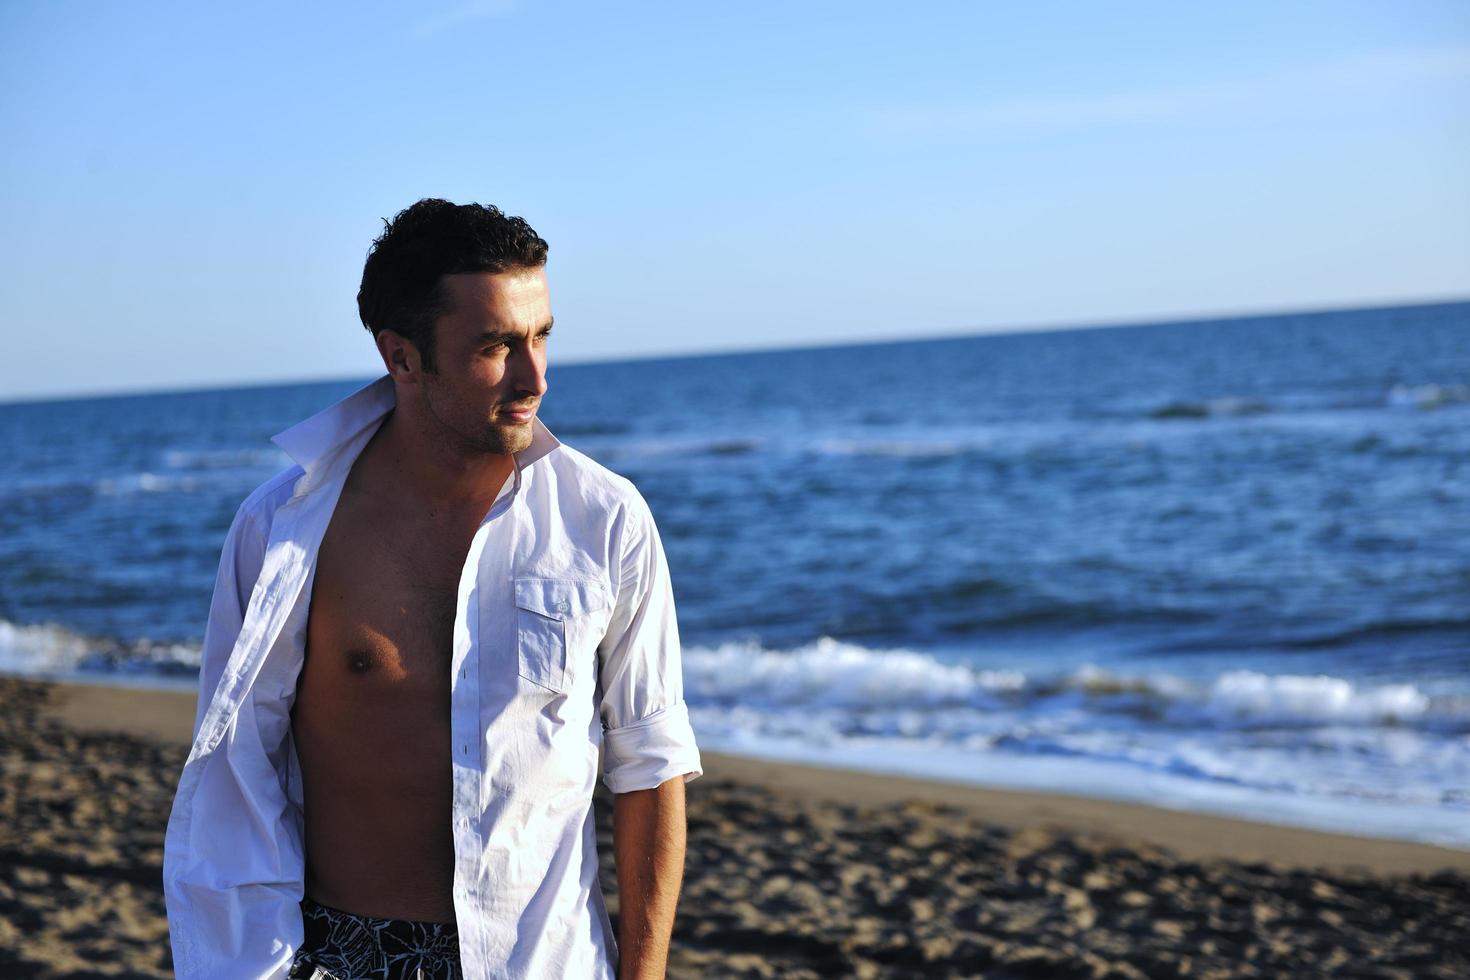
[473, 319, 553, 346]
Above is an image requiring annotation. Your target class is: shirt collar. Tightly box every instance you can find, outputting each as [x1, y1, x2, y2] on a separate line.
[271, 374, 561, 482]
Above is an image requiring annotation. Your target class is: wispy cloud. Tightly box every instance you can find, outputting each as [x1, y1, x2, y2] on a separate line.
[868, 44, 1470, 139]
[413, 0, 520, 40]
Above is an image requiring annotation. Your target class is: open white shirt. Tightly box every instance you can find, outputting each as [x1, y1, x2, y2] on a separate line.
[163, 375, 702, 979]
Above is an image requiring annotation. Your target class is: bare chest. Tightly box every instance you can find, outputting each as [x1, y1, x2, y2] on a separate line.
[304, 504, 482, 685]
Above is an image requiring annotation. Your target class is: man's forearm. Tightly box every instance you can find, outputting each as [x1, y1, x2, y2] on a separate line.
[612, 776, 687, 979]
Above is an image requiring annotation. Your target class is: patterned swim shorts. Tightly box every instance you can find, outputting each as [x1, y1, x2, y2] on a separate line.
[287, 897, 463, 980]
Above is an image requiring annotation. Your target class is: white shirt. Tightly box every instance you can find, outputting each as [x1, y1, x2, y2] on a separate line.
[163, 375, 703, 979]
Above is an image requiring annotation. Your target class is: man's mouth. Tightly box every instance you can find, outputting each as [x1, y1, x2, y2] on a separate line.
[500, 403, 538, 423]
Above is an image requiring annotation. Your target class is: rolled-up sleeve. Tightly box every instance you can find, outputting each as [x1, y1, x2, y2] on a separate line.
[597, 493, 702, 794]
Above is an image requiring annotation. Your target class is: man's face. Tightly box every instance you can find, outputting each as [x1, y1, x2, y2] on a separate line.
[419, 268, 552, 456]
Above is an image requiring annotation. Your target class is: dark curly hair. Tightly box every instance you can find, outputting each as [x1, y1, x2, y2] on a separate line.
[357, 198, 549, 372]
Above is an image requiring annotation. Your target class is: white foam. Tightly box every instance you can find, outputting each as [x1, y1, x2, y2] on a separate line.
[694, 731, 1470, 849]
[0, 620, 93, 675]
[1388, 382, 1470, 409]
[163, 448, 287, 470]
[1195, 669, 1431, 726]
[685, 644, 1454, 731]
[0, 619, 201, 679]
[95, 472, 199, 495]
[1205, 396, 1270, 416]
[684, 637, 1025, 709]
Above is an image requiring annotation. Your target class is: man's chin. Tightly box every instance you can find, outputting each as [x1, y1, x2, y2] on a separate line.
[480, 420, 534, 455]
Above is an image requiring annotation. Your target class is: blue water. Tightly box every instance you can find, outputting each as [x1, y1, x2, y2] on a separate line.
[3, 301, 1468, 846]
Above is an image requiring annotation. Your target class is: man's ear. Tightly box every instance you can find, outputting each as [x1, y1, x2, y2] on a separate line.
[376, 329, 427, 384]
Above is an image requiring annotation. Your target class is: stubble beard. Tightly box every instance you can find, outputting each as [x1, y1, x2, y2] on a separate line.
[423, 377, 536, 458]
[476, 420, 535, 456]
[445, 412, 535, 457]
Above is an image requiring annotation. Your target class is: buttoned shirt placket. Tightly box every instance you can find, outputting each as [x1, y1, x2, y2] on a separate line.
[448, 458, 518, 966]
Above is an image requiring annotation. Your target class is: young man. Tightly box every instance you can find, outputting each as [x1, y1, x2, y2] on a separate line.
[163, 199, 702, 979]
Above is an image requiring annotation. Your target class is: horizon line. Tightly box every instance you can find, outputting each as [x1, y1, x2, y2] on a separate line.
[5, 293, 1467, 407]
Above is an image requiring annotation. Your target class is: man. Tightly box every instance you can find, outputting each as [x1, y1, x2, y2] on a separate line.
[164, 199, 702, 979]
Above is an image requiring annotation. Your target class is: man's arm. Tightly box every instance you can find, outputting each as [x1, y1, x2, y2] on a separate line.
[613, 776, 687, 980]
[164, 477, 305, 979]
[597, 492, 702, 974]
[191, 498, 268, 738]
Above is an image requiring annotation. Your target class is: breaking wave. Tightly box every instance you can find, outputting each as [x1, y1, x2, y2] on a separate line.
[682, 638, 1466, 733]
[0, 619, 200, 679]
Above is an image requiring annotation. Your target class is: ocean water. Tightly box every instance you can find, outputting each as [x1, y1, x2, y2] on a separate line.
[3, 301, 1468, 847]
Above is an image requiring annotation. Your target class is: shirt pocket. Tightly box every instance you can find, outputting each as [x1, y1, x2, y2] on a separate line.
[513, 577, 613, 694]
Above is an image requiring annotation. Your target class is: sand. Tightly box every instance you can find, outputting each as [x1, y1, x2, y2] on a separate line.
[2, 675, 1467, 978]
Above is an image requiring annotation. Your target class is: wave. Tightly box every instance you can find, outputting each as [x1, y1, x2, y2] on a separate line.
[0, 620, 200, 678]
[598, 434, 997, 462]
[162, 448, 287, 470]
[1280, 615, 1470, 650]
[683, 637, 1025, 709]
[3, 471, 210, 499]
[682, 638, 1465, 732]
[1, 450, 287, 500]
[602, 437, 765, 460]
[1387, 382, 1470, 410]
[1141, 381, 1469, 421]
[1149, 397, 1270, 420]
[0, 472, 193, 501]
[96, 472, 202, 496]
[680, 641, 1470, 824]
[808, 438, 983, 459]
[1195, 669, 1431, 727]
[539, 421, 631, 438]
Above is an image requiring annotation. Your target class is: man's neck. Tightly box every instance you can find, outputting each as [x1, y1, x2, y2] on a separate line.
[367, 408, 516, 513]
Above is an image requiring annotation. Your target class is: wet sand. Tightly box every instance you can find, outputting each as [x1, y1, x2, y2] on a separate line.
[2, 676, 1467, 978]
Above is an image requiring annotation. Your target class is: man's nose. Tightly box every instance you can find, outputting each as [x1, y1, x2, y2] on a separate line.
[509, 345, 549, 398]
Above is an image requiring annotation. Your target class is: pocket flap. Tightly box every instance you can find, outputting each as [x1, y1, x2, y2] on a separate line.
[513, 577, 612, 620]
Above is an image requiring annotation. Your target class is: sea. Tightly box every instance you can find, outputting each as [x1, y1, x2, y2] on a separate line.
[2, 300, 1467, 849]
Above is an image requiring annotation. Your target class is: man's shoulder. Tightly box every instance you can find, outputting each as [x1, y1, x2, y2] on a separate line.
[540, 442, 650, 514]
[231, 464, 306, 536]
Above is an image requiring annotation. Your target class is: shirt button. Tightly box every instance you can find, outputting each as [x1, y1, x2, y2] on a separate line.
[555, 600, 570, 614]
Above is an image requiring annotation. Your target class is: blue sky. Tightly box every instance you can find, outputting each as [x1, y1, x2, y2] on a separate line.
[2, 1, 1467, 400]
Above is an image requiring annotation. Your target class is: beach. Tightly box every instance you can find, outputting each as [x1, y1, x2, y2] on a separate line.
[1, 676, 1465, 978]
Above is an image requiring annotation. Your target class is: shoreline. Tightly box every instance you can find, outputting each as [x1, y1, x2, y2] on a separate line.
[42, 677, 1470, 876]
